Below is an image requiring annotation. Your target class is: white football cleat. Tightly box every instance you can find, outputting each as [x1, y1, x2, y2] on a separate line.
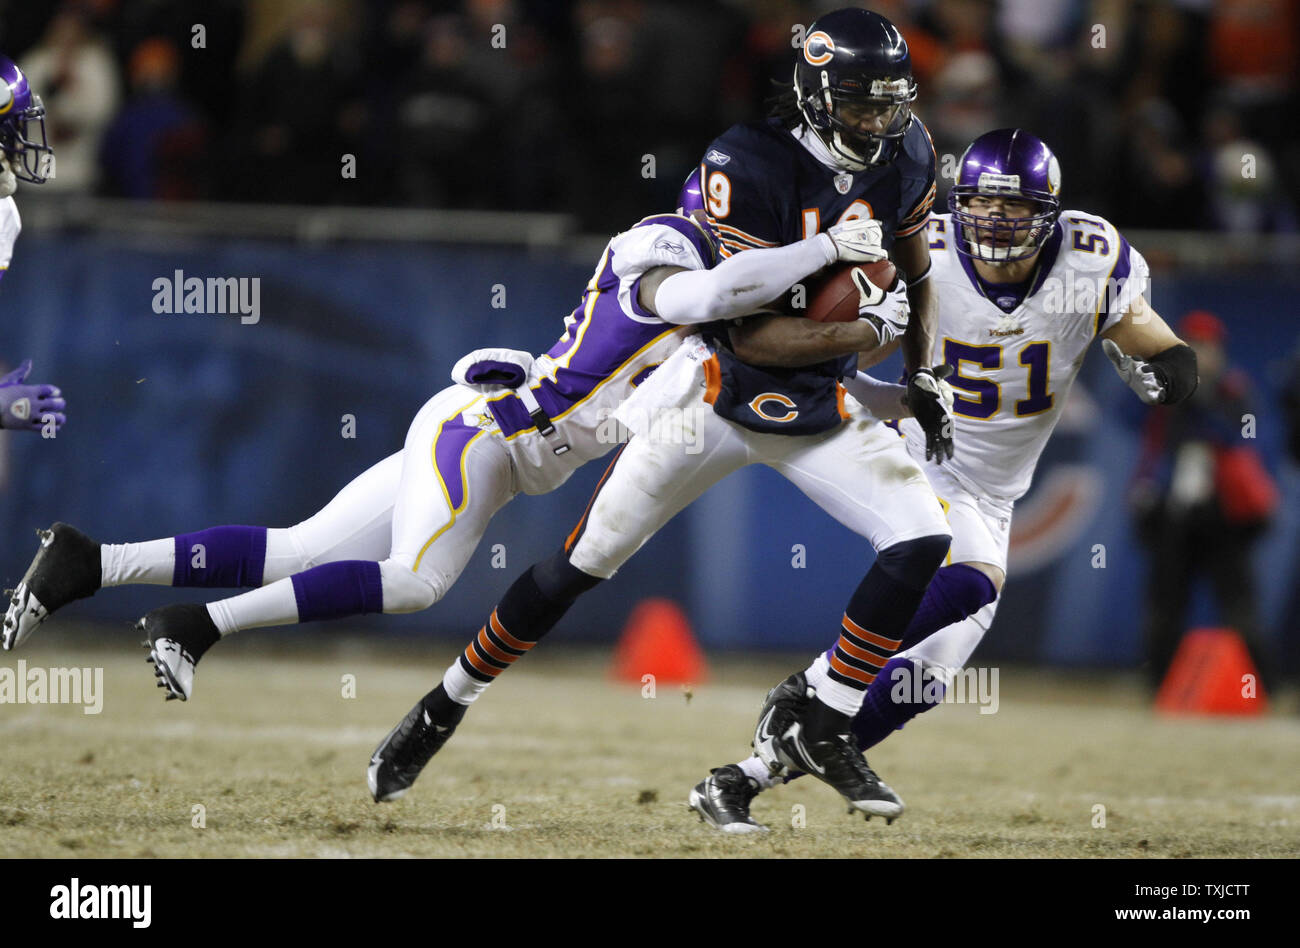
[139, 604, 221, 701]
[3, 523, 102, 650]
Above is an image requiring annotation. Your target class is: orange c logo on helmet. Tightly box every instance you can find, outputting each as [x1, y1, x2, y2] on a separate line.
[749, 392, 799, 423]
[803, 31, 835, 67]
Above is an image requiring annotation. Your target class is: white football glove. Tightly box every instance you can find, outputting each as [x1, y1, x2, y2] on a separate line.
[826, 217, 886, 263]
[0, 155, 16, 199]
[906, 365, 957, 462]
[451, 347, 534, 393]
[852, 268, 909, 343]
[1102, 338, 1165, 405]
[931, 364, 955, 412]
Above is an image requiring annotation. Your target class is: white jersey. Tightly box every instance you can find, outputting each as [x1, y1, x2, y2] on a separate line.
[899, 210, 1148, 503]
[0, 197, 21, 273]
[481, 214, 709, 494]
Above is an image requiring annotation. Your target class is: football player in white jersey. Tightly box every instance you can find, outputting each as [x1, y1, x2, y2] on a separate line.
[2, 208, 890, 702]
[688, 128, 1201, 832]
[0, 53, 66, 435]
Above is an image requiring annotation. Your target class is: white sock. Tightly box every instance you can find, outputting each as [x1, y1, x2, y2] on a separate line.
[738, 755, 780, 789]
[441, 658, 487, 705]
[804, 652, 866, 717]
[100, 540, 174, 587]
[205, 578, 299, 637]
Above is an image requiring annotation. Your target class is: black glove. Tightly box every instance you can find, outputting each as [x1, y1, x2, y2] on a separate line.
[906, 365, 955, 462]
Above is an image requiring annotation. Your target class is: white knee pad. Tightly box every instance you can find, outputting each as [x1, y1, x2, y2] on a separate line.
[262, 526, 313, 583]
[378, 560, 443, 614]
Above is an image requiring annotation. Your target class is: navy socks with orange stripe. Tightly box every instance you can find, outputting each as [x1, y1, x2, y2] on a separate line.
[805, 534, 949, 721]
[442, 551, 602, 705]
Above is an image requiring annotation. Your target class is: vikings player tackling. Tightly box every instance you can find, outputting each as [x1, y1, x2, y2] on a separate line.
[0, 54, 65, 436]
[3, 208, 890, 696]
[688, 128, 1200, 833]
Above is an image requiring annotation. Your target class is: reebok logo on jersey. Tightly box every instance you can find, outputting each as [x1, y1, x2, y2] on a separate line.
[654, 238, 686, 255]
[705, 149, 731, 166]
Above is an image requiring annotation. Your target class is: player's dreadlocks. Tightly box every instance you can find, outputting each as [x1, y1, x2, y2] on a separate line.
[766, 79, 802, 130]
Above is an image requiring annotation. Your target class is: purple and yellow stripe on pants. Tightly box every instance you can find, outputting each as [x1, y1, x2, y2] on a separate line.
[413, 404, 488, 572]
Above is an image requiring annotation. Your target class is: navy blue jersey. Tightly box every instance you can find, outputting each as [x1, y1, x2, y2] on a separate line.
[696, 117, 936, 435]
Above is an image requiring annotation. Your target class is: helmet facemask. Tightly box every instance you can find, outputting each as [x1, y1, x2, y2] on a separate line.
[796, 70, 915, 170]
[948, 184, 1059, 264]
[0, 93, 53, 184]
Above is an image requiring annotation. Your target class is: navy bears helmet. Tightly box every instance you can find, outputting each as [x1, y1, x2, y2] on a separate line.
[793, 8, 917, 171]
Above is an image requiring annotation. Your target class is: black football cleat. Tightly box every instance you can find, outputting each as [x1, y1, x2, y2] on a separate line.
[3, 523, 102, 650]
[771, 716, 904, 822]
[139, 604, 221, 702]
[753, 671, 814, 775]
[368, 691, 467, 802]
[688, 764, 769, 834]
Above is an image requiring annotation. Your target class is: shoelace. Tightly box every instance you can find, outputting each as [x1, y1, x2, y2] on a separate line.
[712, 768, 761, 806]
[823, 736, 881, 787]
[388, 710, 441, 771]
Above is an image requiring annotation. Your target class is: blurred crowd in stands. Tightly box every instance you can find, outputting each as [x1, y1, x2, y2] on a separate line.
[0, 0, 1295, 234]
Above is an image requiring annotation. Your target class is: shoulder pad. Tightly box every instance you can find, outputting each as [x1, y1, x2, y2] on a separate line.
[703, 121, 799, 173]
[1058, 210, 1127, 272]
[897, 118, 937, 175]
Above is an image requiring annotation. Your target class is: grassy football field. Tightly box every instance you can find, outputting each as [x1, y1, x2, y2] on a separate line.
[2, 628, 1297, 859]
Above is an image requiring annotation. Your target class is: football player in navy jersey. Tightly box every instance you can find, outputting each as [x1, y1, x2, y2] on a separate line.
[699, 7, 944, 433]
[363, 8, 960, 818]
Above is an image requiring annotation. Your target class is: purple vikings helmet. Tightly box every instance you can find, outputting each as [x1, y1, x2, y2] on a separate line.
[948, 129, 1062, 263]
[677, 165, 706, 217]
[675, 166, 720, 260]
[0, 55, 52, 184]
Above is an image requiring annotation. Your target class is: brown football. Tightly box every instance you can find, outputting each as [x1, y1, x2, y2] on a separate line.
[795, 259, 898, 323]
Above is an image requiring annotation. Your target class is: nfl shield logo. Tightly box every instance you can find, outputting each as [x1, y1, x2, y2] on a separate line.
[834, 173, 852, 194]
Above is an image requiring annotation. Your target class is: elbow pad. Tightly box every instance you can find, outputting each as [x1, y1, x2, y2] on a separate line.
[451, 348, 534, 391]
[1147, 343, 1198, 405]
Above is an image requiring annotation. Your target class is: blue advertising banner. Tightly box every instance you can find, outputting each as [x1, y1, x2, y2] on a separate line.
[2, 232, 1295, 670]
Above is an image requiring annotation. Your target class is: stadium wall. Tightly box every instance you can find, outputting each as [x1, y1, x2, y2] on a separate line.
[2, 232, 1296, 670]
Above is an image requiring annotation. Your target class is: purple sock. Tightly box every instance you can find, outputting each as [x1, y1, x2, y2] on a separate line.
[290, 561, 384, 622]
[851, 657, 945, 750]
[845, 564, 996, 749]
[898, 563, 996, 651]
[173, 526, 267, 588]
